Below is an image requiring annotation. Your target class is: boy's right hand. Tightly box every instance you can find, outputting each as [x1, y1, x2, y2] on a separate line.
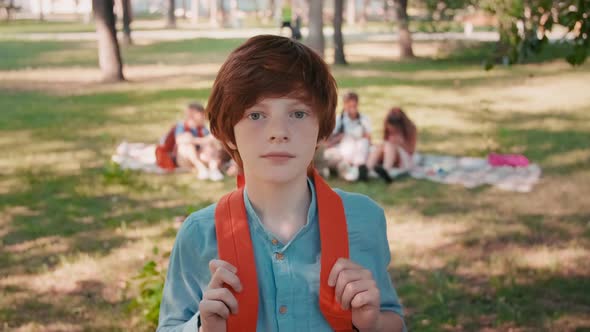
[199, 259, 242, 332]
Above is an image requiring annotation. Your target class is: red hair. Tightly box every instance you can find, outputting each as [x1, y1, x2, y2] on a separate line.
[206, 35, 338, 169]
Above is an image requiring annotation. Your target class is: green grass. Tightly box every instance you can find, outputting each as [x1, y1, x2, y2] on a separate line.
[1, 35, 589, 331]
[0, 19, 97, 33]
[0, 38, 245, 70]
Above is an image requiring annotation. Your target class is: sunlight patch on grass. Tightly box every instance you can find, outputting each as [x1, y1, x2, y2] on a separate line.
[549, 313, 590, 331]
[0, 63, 220, 95]
[13, 322, 84, 332]
[338, 67, 509, 81]
[0, 177, 26, 195]
[0, 223, 173, 301]
[466, 70, 590, 114]
[328, 41, 442, 62]
[1, 147, 97, 175]
[516, 246, 589, 272]
[544, 149, 590, 169]
[4, 235, 69, 255]
[479, 172, 590, 218]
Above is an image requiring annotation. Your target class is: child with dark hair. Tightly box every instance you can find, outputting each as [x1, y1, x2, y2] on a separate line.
[157, 35, 405, 332]
[366, 107, 417, 182]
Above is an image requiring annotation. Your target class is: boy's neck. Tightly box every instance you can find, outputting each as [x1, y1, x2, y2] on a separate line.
[245, 173, 311, 244]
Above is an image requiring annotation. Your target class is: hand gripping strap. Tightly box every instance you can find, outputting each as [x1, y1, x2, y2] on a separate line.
[313, 169, 354, 331]
[214, 189, 259, 332]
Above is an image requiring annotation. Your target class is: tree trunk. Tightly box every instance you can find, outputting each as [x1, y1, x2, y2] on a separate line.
[38, 0, 44, 21]
[122, 0, 132, 45]
[307, 0, 324, 57]
[360, 0, 370, 26]
[346, 0, 355, 25]
[210, 0, 218, 26]
[228, 0, 238, 27]
[334, 0, 347, 64]
[268, 0, 275, 20]
[191, 0, 199, 25]
[219, 0, 228, 27]
[92, 0, 125, 82]
[393, 0, 414, 58]
[166, 0, 176, 28]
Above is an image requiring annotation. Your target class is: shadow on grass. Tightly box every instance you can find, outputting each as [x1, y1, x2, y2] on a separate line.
[0, 167, 200, 276]
[0, 279, 130, 331]
[391, 263, 590, 331]
[0, 87, 211, 139]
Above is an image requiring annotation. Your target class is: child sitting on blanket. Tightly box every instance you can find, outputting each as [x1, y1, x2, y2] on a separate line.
[366, 107, 417, 183]
[157, 35, 405, 332]
[321, 91, 373, 182]
[156, 103, 225, 181]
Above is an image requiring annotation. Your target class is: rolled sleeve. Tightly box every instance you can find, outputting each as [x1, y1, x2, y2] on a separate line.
[174, 123, 185, 138]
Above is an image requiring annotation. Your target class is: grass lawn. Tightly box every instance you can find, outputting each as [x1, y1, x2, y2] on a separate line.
[1, 33, 589, 331]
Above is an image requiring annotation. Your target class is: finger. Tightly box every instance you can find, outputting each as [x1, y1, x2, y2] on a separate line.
[341, 279, 376, 310]
[200, 299, 230, 319]
[350, 288, 380, 309]
[328, 258, 361, 287]
[203, 288, 239, 314]
[209, 259, 237, 274]
[209, 267, 243, 292]
[334, 269, 366, 305]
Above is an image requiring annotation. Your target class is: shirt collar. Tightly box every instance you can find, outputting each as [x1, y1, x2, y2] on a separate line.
[243, 177, 317, 245]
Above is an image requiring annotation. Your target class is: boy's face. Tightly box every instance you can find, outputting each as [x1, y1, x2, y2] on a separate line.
[230, 97, 319, 184]
[343, 99, 358, 118]
[186, 109, 205, 128]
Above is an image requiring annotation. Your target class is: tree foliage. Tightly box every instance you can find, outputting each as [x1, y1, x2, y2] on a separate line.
[481, 0, 589, 66]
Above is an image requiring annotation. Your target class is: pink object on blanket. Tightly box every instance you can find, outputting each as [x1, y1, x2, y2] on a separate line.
[488, 153, 530, 167]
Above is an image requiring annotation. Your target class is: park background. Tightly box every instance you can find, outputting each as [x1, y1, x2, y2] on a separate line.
[1, 0, 589, 331]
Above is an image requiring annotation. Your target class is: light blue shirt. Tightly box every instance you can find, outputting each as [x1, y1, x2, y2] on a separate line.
[174, 122, 210, 138]
[157, 179, 404, 331]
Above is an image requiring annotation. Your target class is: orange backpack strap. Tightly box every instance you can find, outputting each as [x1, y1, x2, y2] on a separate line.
[236, 173, 245, 189]
[313, 169, 354, 331]
[214, 189, 259, 332]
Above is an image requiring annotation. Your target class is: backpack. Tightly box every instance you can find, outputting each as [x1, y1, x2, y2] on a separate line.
[155, 126, 177, 171]
[155, 124, 205, 170]
[214, 169, 354, 331]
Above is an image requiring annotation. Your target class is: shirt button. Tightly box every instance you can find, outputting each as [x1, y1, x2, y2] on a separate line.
[275, 252, 284, 260]
[279, 305, 288, 314]
[271, 239, 279, 245]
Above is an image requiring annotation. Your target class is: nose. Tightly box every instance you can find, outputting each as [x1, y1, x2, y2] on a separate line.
[270, 135, 289, 143]
[268, 116, 290, 143]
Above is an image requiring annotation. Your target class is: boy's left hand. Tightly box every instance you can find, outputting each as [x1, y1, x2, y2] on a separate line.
[328, 258, 380, 331]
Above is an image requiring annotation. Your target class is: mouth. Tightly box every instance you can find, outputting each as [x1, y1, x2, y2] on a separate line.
[261, 152, 295, 162]
[261, 152, 295, 158]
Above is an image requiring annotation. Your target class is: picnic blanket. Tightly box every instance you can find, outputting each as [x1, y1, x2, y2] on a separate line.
[111, 142, 541, 192]
[408, 153, 542, 192]
[111, 141, 190, 174]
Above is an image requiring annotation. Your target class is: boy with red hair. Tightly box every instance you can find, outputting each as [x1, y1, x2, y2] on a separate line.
[158, 35, 405, 332]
